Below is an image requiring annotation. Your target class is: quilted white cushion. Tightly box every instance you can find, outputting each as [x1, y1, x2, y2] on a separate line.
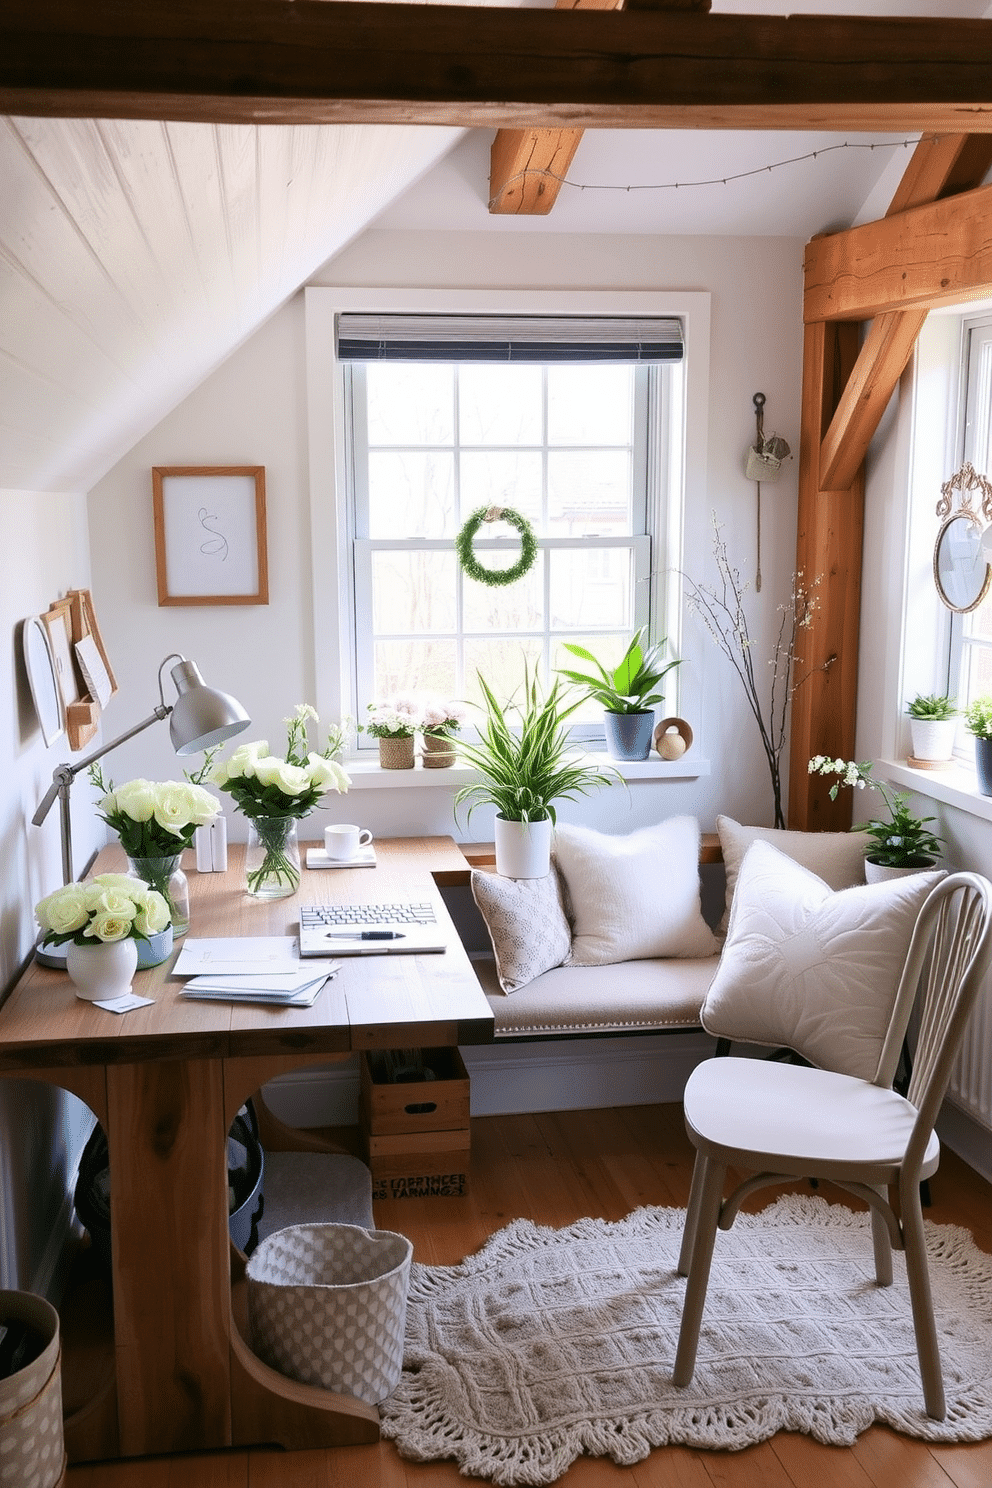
[701, 839, 944, 1080]
[471, 869, 572, 993]
[716, 814, 871, 935]
[554, 818, 719, 966]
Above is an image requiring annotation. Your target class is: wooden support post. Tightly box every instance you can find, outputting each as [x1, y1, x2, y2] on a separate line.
[789, 320, 865, 831]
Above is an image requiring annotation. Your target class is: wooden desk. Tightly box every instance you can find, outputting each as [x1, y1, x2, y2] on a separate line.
[0, 836, 493, 1462]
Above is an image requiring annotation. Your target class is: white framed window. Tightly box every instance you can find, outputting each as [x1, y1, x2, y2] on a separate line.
[950, 317, 992, 717]
[304, 288, 711, 756]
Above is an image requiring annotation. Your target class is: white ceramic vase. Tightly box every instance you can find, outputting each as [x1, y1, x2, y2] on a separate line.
[66, 937, 138, 1001]
[494, 816, 553, 879]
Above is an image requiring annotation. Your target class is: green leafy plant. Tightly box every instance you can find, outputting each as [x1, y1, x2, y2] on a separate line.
[808, 756, 944, 868]
[454, 668, 617, 826]
[557, 628, 681, 715]
[906, 693, 957, 721]
[964, 697, 992, 739]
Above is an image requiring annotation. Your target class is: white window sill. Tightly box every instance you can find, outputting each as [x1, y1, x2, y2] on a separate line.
[880, 756, 992, 826]
[342, 753, 710, 790]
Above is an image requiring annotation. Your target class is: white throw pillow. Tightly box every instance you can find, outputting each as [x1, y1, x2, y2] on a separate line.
[554, 818, 719, 966]
[716, 814, 871, 936]
[471, 869, 572, 994]
[701, 839, 944, 1080]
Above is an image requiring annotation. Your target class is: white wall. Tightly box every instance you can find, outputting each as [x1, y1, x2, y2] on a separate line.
[0, 487, 102, 1290]
[89, 229, 807, 842]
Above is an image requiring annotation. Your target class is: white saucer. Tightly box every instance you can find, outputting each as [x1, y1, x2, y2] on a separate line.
[306, 847, 377, 870]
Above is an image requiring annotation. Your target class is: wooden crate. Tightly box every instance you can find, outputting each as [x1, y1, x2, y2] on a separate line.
[360, 1048, 470, 1197]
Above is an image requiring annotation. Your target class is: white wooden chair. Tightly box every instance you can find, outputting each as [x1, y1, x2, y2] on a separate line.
[673, 871, 992, 1420]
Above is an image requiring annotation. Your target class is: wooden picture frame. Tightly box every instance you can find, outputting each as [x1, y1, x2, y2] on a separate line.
[152, 466, 269, 606]
[41, 599, 82, 712]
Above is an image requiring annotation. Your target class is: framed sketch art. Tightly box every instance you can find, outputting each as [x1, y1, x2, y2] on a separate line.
[152, 466, 269, 606]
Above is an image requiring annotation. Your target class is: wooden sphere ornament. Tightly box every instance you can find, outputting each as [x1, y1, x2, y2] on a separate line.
[654, 717, 693, 760]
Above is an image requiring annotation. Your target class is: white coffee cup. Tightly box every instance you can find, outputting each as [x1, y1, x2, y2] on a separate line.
[324, 824, 374, 861]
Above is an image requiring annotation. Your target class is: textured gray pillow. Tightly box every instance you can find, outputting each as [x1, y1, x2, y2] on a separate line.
[717, 814, 871, 935]
[702, 839, 943, 1080]
[471, 869, 572, 994]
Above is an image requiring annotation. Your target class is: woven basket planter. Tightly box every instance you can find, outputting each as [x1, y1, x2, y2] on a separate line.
[378, 736, 415, 770]
[246, 1222, 413, 1403]
[421, 733, 457, 768]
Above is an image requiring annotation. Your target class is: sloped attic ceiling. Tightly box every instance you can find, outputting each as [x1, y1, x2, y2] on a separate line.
[0, 118, 463, 492]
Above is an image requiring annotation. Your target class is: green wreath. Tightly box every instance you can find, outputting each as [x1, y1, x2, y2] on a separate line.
[455, 506, 538, 588]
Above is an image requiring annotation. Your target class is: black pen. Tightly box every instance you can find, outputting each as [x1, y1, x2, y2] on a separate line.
[324, 929, 405, 940]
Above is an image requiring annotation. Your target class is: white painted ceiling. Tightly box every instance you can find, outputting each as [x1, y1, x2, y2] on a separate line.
[1, 0, 990, 493]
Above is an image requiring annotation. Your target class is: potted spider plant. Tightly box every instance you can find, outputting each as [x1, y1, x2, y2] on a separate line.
[906, 693, 958, 765]
[557, 628, 681, 760]
[454, 668, 617, 878]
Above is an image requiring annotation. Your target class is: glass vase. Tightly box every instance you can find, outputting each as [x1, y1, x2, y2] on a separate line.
[245, 816, 301, 899]
[126, 853, 190, 938]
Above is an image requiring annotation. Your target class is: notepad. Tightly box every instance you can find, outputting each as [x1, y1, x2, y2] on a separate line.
[172, 937, 303, 977]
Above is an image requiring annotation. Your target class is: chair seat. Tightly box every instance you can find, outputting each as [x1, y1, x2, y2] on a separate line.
[683, 1056, 940, 1184]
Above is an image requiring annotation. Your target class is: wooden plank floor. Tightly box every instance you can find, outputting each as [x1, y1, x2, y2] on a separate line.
[66, 1102, 992, 1488]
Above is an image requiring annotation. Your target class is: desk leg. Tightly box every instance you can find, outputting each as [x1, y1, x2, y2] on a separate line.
[106, 1059, 232, 1457]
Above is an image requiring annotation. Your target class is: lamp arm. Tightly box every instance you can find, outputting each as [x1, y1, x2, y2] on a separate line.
[32, 705, 171, 828]
[32, 703, 171, 885]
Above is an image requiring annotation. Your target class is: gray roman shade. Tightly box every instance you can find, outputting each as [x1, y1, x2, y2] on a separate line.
[336, 314, 684, 364]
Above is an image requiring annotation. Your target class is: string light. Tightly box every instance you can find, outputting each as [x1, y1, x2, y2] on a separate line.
[489, 135, 924, 211]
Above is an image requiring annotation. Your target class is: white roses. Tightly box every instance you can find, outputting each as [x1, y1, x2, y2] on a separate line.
[95, 776, 220, 857]
[36, 874, 171, 947]
[207, 705, 351, 822]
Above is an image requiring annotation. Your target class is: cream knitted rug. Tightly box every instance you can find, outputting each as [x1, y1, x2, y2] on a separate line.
[379, 1194, 992, 1485]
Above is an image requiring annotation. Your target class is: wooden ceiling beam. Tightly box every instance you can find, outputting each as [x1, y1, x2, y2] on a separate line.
[804, 179, 992, 323]
[488, 0, 706, 219]
[816, 133, 992, 490]
[3, 3, 992, 129]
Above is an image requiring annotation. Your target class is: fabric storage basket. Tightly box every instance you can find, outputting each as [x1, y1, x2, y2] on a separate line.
[0, 1291, 66, 1488]
[245, 1222, 413, 1403]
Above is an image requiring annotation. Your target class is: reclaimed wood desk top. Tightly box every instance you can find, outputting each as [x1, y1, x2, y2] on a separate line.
[0, 834, 494, 1073]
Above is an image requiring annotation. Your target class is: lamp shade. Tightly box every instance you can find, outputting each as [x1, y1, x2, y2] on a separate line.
[168, 659, 250, 755]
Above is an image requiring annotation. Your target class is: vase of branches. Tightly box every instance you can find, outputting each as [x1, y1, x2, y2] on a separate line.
[685, 516, 828, 829]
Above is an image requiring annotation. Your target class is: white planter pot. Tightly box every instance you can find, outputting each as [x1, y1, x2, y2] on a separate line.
[65, 938, 138, 1001]
[865, 858, 938, 884]
[908, 717, 957, 763]
[494, 816, 553, 879]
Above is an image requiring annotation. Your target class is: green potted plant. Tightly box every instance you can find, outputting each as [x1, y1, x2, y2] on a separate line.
[454, 668, 617, 878]
[906, 692, 958, 765]
[808, 756, 944, 879]
[964, 696, 992, 795]
[557, 627, 681, 761]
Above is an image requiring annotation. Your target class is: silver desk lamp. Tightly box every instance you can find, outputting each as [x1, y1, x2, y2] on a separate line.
[33, 654, 250, 963]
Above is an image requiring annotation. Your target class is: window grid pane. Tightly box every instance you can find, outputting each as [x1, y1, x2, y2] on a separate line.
[349, 358, 670, 743]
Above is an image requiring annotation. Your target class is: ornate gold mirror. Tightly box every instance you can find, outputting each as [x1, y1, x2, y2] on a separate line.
[934, 463, 992, 614]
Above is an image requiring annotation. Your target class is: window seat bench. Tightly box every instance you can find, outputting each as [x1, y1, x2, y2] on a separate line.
[440, 837, 725, 1044]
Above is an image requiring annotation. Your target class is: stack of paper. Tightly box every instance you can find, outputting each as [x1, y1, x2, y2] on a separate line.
[172, 937, 340, 1005]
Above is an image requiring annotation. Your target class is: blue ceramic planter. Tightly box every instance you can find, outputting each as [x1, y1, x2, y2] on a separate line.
[975, 736, 992, 796]
[603, 710, 654, 761]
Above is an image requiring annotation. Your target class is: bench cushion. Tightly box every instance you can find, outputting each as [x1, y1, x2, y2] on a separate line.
[474, 954, 720, 1038]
